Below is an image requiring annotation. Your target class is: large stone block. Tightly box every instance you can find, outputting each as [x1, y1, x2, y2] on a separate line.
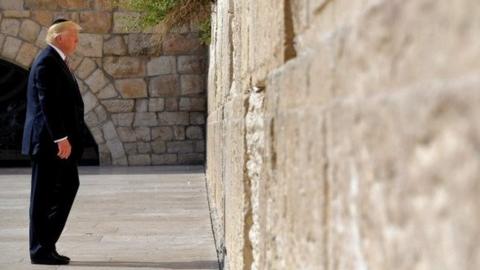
[103, 35, 128, 55]
[1, 19, 20, 36]
[151, 139, 166, 154]
[186, 126, 203, 140]
[127, 33, 162, 55]
[179, 97, 206, 112]
[2, 36, 21, 59]
[77, 34, 103, 57]
[173, 126, 185, 140]
[190, 112, 205, 125]
[165, 98, 178, 111]
[178, 55, 205, 74]
[85, 69, 109, 93]
[97, 84, 119, 99]
[101, 99, 135, 113]
[117, 127, 137, 142]
[31, 11, 54, 26]
[18, 20, 41, 42]
[0, 0, 24, 10]
[133, 112, 157, 127]
[115, 78, 147, 98]
[180, 75, 205, 95]
[75, 58, 97, 80]
[148, 98, 165, 112]
[152, 154, 177, 165]
[103, 57, 145, 78]
[113, 12, 141, 34]
[93, 0, 113, 11]
[167, 141, 195, 153]
[15, 43, 38, 67]
[152, 127, 174, 141]
[111, 113, 134, 126]
[128, 154, 151, 165]
[149, 75, 179, 97]
[58, 0, 89, 9]
[24, 0, 57, 9]
[158, 112, 189, 126]
[79, 12, 112, 33]
[162, 33, 203, 55]
[178, 153, 204, 164]
[3, 11, 30, 18]
[147, 56, 176, 76]
[82, 91, 98, 114]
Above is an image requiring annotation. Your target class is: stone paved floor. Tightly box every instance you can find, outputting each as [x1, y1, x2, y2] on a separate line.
[0, 166, 219, 270]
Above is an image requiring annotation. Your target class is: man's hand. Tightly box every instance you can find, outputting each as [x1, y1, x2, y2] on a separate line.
[57, 139, 72, 159]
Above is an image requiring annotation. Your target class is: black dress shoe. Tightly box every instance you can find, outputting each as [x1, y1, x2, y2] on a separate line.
[53, 250, 70, 262]
[31, 252, 70, 265]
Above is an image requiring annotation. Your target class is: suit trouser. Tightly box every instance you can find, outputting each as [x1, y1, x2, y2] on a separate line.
[29, 155, 79, 258]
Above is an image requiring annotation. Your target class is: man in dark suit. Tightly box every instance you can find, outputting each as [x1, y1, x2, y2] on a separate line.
[22, 19, 85, 265]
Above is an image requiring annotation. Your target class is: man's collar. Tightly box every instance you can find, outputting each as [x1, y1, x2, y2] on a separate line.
[48, 43, 66, 61]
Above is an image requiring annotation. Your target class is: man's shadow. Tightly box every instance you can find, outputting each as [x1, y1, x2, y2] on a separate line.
[69, 260, 218, 269]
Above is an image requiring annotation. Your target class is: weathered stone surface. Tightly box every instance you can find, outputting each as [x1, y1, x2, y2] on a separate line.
[85, 69, 109, 93]
[190, 112, 205, 125]
[165, 98, 178, 111]
[101, 99, 135, 113]
[18, 20, 41, 42]
[178, 153, 204, 164]
[106, 138, 125, 160]
[115, 79, 147, 98]
[151, 139, 166, 154]
[133, 112, 157, 127]
[173, 126, 185, 141]
[147, 56, 176, 76]
[77, 34, 103, 57]
[195, 140, 205, 153]
[136, 142, 151, 154]
[79, 12, 112, 33]
[24, 0, 57, 9]
[148, 98, 165, 112]
[89, 126, 104, 144]
[181, 75, 205, 95]
[53, 12, 79, 22]
[93, 0, 113, 11]
[152, 127, 174, 141]
[0, 0, 24, 10]
[2, 36, 21, 59]
[186, 126, 203, 140]
[179, 97, 206, 111]
[178, 55, 205, 74]
[31, 11, 54, 26]
[3, 11, 30, 18]
[111, 113, 134, 126]
[117, 127, 136, 142]
[97, 84, 118, 99]
[167, 141, 195, 154]
[124, 142, 137, 155]
[127, 34, 162, 55]
[103, 56, 145, 78]
[113, 12, 141, 34]
[35, 27, 47, 48]
[151, 154, 177, 165]
[58, 0, 89, 9]
[102, 121, 117, 140]
[94, 105, 107, 123]
[134, 127, 151, 141]
[149, 75, 179, 97]
[0, 34, 5, 51]
[76, 58, 97, 80]
[162, 33, 203, 55]
[15, 43, 38, 67]
[1, 19, 20, 36]
[158, 112, 189, 126]
[103, 35, 128, 55]
[82, 91, 98, 113]
[135, 99, 148, 112]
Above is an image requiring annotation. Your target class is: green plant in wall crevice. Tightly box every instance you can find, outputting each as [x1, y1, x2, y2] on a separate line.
[117, 0, 212, 45]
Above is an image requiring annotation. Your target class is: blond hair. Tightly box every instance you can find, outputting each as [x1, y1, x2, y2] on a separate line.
[45, 21, 82, 44]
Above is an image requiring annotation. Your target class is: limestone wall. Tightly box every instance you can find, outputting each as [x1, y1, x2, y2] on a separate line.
[206, 0, 480, 269]
[0, 0, 207, 165]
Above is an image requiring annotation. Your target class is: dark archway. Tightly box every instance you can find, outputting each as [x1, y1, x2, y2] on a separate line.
[0, 59, 99, 166]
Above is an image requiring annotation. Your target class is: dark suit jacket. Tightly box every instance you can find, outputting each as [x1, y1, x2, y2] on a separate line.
[22, 45, 86, 160]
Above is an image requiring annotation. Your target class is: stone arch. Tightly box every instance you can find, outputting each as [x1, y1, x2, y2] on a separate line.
[0, 19, 121, 165]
